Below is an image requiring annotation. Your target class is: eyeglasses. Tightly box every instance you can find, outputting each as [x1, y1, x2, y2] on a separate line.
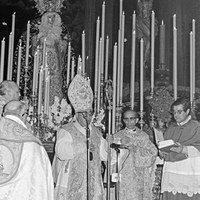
[171, 110, 184, 115]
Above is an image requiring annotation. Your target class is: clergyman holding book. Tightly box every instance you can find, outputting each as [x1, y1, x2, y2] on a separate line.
[160, 97, 200, 200]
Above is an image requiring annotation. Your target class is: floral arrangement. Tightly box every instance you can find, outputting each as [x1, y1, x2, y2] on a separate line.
[27, 96, 72, 142]
[148, 87, 174, 123]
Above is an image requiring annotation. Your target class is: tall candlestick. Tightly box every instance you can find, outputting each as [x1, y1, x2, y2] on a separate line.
[77, 55, 82, 75]
[0, 38, 5, 82]
[112, 43, 117, 134]
[190, 31, 193, 103]
[117, 29, 121, 107]
[151, 11, 155, 94]
[192, 19, 195, 98]
[81, 30, 85, 74]
[7, 32, 12, 80]
[94, 17, 100, 95]
[173, 27, 177, 100]
[44, 72, 50, 115]
[67, 42, 71, 86]
[132, 11, 136, 31]
[25, 21, 30, 67]
[105, 36, 109, 82]
[42, 38, 46, 67]
[159, 20, 165, 64]
[32, 50, 38, 95]
[131, 30, 136, 109]
[34, 46, 40, 94]
[140, 39, 144, 112]
[17, 39, 22, 86]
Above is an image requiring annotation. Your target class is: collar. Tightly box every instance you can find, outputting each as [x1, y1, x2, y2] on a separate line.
[177, 115, 191, 126]
[5, 115, 27, 129]
[125, 127, 136, 132]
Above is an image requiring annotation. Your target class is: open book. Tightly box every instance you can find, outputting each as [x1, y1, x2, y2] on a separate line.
[153, 128, 179, 153]
[157, 139, 179, 153]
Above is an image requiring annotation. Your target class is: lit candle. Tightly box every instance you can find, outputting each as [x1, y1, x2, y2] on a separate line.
[71, 56, 75, 80]
[44, 72, 50, 115]
[82, 30, 85, 74]
[7, 32, 12, 80]
[131, 30, 136, 109]
[104, 36, 109, 82]
[192, 19, 195, 98]
[0, 38, 5, 82]
[67, 42, 71, 86]
[159, 20, 165, 64]
[112, 43, 117, 134]
[25, 21, 30, 67]
[190, 31, 193, 103]
[10, 12, 15, 73]
[140, 38, 144, 112]
[17, 39, 22, 86]
[173, 27, 177, 100]
[132, 11, 136, 31]
[151, 11, 155, 94]
[119, 11, 125, 106]
[173, 14, 176, 28]
[94, 17, 100, 95]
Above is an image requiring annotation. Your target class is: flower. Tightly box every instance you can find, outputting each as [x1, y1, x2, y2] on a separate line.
[148, 87, 174, 123]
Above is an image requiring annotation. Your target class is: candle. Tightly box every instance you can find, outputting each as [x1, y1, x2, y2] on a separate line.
[151, 11, 155, 94]
[119, 11, 125, 106]
[94, 17, 100, 95]
[34, 46, 40, 94]
[173, 14, 176, 28]
[10, 12, 15, 70]
[117, 29, 121, 107]
[77, 55, 82, 75]
[17, 39, 22, 86]
[159, 20, 166, 64]
[44, 72, 50, 115]
[132, 11, 136, 31]
[38, 66, 44, 114]
[7, 32, 12, 80]
[101, 1, 105, 77]
[82, 31, 85, 74]
[32, 50, 38, 95]
[192, 19, 195, 98]
[131, 30, 136, 109]
[67, 42, 71, 86]
[97, 38, 102, 113]
[0, 38, 5, 82]
[25, 21, 30, 67]
[119, 0, 123, 29]
[71, 57, 75, 80]
[173, 27, 177, 100]
[112, 43, 117, 134]
[42, 38, 46, 67]
[140, 38, 144, 112]
[104, 36, 109, 82]
[190, 31, 193, 103]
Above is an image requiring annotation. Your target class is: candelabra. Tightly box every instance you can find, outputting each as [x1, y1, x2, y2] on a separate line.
[139, 110, 145, 130]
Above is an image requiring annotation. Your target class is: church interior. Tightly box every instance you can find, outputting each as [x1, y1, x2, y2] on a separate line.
[1, 0, 200, 199]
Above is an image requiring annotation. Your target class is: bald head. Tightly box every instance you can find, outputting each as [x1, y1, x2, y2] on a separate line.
[4, 100, 26, 118]
[0, 80, 20, 102]
[123, 109, 138, 129]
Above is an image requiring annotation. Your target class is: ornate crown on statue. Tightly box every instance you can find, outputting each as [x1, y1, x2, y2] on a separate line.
[68, 74, 93, 113]
[34, 0, 64, 14]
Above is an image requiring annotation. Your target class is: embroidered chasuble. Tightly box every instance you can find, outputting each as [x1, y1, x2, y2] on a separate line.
[53, 121, 107, 200]
[0, 117, 54, 200]
[112, 127, 157, 200]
